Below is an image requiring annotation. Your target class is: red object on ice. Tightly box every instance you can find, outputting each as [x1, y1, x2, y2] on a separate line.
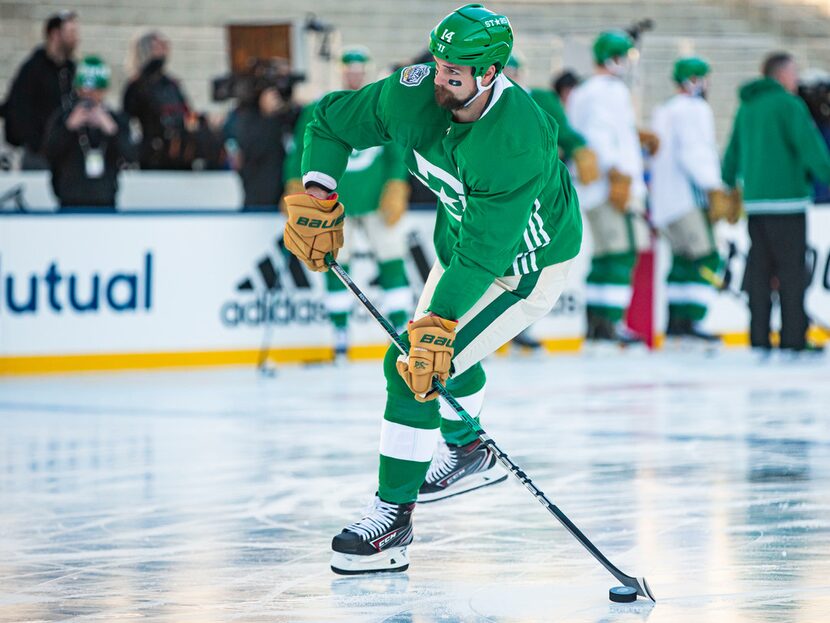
[626, 249, 655, 348]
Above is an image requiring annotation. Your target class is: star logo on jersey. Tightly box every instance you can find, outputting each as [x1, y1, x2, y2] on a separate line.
[436, 187, 458, 210]
[410, 150, 467, 221]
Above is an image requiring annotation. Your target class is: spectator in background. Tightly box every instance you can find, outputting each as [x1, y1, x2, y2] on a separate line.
[2, 10, 79, 169]
[553, 70, 580, 107]
[44, 56, 133, 210]
[123, 31, 220, 170]
[722, 52, 830, 355]
[226, 59, 301, 210]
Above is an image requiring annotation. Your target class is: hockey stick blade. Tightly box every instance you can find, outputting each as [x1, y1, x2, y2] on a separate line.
[324, 254, 656, 602]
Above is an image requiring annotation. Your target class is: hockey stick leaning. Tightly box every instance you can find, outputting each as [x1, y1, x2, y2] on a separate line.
[324, 253, 656, 602]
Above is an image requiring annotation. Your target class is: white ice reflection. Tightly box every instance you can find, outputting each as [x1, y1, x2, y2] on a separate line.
[1, 350, 829, 622]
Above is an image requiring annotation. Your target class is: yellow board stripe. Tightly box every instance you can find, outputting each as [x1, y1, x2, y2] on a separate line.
[1, 330, 825, 376]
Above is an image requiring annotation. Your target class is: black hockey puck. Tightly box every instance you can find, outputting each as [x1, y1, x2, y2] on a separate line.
[609, 586, 638, 603]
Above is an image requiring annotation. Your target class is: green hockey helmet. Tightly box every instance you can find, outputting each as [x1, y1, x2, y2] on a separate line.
[428, 4, 514, 77]
[592, 30, 634, 65]
[673, 56, 710, 84]
[341, 46, 371, 65]
[74, 55, 110, 90]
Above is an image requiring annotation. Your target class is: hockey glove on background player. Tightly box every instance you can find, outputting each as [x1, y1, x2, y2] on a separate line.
[378, 179, 411, 226]
[572, 147, 600, 185]
[607, 168, 632, 213]
[396, 314, 458, 402]
[283, 192, 345, 272]
[638, 129, 660, 156]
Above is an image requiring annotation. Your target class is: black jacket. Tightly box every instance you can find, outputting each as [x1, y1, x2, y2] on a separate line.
[2, 47, 75, 152]
[234, 105, 297, 209]
[44, 105, 135, 208]
[123, 62, 193, 169]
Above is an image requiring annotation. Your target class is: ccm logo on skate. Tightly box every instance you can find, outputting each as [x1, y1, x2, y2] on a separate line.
[0, 252, 153, 315]
[295, 215, 344, 229]
[419, 334, 453, 347]
[372, 531, 399, 551]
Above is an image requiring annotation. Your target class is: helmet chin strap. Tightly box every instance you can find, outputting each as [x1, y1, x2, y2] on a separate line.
[463, 75, 496, 108]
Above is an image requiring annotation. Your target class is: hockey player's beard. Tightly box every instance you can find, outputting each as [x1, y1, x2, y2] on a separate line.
[434, 84, 467, 111]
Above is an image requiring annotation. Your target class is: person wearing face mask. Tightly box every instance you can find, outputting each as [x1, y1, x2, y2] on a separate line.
[43, 56, 133, 209]
[650, 58, 736, 343]
[122, 31, 198, 169]
[723, 52, 830, 356]
[567, 30, 658, 346]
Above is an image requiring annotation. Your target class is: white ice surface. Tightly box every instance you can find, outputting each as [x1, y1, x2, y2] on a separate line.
[1, 349, 829, 622]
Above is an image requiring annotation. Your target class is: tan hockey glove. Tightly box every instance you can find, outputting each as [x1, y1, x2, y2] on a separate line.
[607, 168, 632, 213]
[638, 129, 660, 156]
[707, 189, 731, 223]
[378, 179, 411, 226]
[283, 192, 345, 272]
[727, 188, 743, 225]
[572, 147, 600, 185]
[279, 178, 305, 214]
[396, 315, 458, 402]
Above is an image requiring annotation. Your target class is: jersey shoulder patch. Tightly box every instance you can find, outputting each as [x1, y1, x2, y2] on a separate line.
[399, 64, 431, 87]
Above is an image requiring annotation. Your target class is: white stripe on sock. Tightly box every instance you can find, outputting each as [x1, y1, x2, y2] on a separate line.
[379, 420, 440, 462]
[439, 387, 486, 422]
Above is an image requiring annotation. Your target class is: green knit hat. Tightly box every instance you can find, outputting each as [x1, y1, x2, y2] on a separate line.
[341, 46, 370, 65]
[74, 55, 110, 90]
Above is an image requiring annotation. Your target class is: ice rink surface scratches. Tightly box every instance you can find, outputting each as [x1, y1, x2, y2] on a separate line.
[1, 350, 830, 622]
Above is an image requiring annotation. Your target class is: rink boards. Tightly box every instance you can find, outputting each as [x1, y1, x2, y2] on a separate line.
[2, 209, 830, 374]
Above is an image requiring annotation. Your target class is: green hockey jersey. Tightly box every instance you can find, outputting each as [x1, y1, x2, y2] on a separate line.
[285, 103, 409, 216]
[303, 63, 582, 319]
[528, 88, 586, 159]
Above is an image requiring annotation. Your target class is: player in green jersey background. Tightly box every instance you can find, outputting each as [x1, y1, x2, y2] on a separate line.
[283, 47, 413, 359]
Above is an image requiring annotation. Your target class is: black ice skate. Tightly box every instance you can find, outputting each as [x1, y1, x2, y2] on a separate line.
[418, 439, 507, 503]
[330, 495, 414, 575]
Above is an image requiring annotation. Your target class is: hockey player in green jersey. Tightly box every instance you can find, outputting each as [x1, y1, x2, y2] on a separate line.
[284, 47, 413, 359]
[282, 4, 582, 574]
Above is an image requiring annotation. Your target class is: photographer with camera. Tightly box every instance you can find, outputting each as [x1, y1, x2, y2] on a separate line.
[123, 31, 221, 170]
[43, 56, 133, 210]
[224, 59, 302, 210]
[723, 52, 830, 355]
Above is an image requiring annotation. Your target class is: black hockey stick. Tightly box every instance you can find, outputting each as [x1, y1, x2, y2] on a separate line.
[325, 253, 656, 602]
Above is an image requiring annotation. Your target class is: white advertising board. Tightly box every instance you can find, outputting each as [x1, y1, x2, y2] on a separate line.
[2, 208, 830, 371]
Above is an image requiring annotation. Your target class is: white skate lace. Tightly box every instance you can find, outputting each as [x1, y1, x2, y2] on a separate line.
[346, 497, 399, 540]
[425, 441, 457, 482]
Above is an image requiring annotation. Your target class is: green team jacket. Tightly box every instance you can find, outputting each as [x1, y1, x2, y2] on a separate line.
[302, 63, 582, 320]
[528, 88, 586, 159]
[285, 102, 409, 216]
[722, 78, 830, 214]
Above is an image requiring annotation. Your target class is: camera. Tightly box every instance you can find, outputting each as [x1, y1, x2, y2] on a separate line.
[625, 19, 654, 43]
[799, 76, 830, 126]
[212, 58, 305, 104]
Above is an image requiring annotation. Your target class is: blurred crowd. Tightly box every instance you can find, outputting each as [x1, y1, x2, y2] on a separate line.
[0, 10, 301, 210]
[2, 9, 830, 355]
